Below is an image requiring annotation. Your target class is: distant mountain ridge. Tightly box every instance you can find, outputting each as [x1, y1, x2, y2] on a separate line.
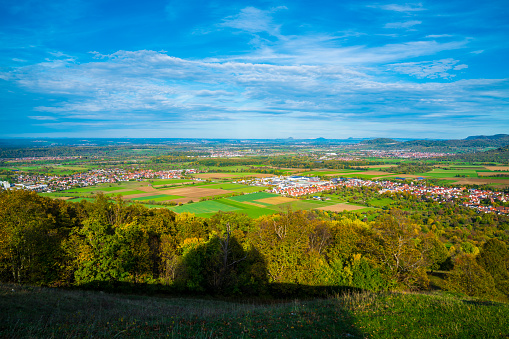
[356, 134, 509, 150]
[465, 134, 509, 140]
[361, 138, 398, 145]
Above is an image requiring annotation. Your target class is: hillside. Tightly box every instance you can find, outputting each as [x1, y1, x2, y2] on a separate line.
[353, 135, 509, 151]
[465, 134, 509, 140]
[448, 146, 509, 163]
[1, 283, 507, 338]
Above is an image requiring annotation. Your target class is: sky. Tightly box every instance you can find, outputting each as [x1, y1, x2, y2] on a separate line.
[1, 0, 508, 139]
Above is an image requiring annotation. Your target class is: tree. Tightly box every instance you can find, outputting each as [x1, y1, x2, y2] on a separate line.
[0, 190, 68, 285]
[177, 223, 267, 294]
[370, 213, 430, 289]
[445, 254, 499, 299]
[477, 239, 509, 296]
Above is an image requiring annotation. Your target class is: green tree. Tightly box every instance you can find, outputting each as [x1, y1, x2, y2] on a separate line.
[445, 253, 500, 300]
[370, 213, 430, 289]
[477, 239, 509, 296]
[0, 190, 69, 285]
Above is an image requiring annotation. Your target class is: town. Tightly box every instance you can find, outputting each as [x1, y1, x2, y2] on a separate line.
[242, 175, 509, 215]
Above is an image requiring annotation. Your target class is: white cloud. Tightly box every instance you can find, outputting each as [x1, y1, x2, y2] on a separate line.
[388, 58, 467, 79]
[426, 34, 453, 38]
[28, 115, 57, 121]
[7, 49, 506, 132]
[378, 3, 425, 12]
[385, 20, 422, 29]
[219, 7, 285, 37]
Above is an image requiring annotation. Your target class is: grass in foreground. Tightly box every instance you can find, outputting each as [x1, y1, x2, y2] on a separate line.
[1, 283, 508, 338]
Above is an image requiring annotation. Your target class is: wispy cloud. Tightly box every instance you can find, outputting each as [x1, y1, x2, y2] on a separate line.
[4, 50, 506, 134]
[385, 20, 422, 29]
[377, 3, 426, 12]
[2, 3, 508, 138]
[219, 6, 286, 37]
[388, 58, 469, 79]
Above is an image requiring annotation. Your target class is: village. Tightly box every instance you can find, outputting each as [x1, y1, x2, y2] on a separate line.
[2, 168, 199, 192]
[2, 167, 508, 216]
[240, 175, 509, 215]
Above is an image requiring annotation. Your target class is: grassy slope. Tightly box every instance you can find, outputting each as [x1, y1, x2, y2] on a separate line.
[1, 284, 508, 338]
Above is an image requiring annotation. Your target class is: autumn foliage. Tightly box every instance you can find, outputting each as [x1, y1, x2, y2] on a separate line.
[0, 189, 507, 300]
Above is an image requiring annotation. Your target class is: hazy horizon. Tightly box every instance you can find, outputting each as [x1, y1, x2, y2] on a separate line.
[1, 0, 508, 139]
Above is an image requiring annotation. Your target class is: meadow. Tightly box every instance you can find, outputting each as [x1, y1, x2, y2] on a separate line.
[2, 283, 507, 338]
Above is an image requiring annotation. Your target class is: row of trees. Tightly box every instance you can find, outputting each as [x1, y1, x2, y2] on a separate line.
[0, 189, 508, 300]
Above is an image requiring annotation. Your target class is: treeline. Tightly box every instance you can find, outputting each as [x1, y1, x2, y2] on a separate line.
[380, 162, 433, 174]
[0, 145, 185, 160]
[447, 146, 509, 163]
[325, 186, 509, 246]
[0, 190, 508, 300]
[152, 156, 381, 170]
[361, 136, 509, 151]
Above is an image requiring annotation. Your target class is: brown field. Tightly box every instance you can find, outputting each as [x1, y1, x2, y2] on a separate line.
[136, 186, 158, 193]
[443, 177, 509, 186]
[56, 196, 74, 200]
[158, 187, 233, 198]
[485, 166, 509, 171]
[257, 197, 296, 205]
[316, 203, 368, 212]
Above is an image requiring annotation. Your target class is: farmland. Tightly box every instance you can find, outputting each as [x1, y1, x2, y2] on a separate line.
[2, 137, 509, 339]
[4, 155, 509, 218]
[2, 138, 509, 219]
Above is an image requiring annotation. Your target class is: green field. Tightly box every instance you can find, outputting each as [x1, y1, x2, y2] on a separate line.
[303, 169, 362, 176]
[68, 186, 126, 193]
[169, 200, 241, 214]
[416, 169, 480, 178]
[200, 183, 267, 193]
[339, 173, 393, 180]
[368, 197, 395, 207]
[227, 192, 279, 202]
[105, 190, 147, 196]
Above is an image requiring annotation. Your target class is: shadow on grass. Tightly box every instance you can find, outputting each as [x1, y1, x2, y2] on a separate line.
[1, 282, 367, 338]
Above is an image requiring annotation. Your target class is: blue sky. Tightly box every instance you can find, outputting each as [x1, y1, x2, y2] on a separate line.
[1, 0, 508, 139]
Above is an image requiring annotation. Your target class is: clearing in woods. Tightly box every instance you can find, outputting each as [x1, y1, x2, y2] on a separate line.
[317, 203, 370, 212]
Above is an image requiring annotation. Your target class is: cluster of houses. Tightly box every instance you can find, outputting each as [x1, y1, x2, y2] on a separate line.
[242, 175, 508, 215]
[6, 168, 199, 192]
[5, 156, 83, 162]
[357, 150, 450, 159]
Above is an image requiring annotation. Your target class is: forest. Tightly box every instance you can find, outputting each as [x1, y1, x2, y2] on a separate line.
[1, 189, 508, 302]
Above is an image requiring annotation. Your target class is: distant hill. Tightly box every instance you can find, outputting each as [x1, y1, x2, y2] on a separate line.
[465, 134, 509, 140]
[449, 145, 509, 163]
[359, 134, 509, 150]
[362, 138, 399, 145]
